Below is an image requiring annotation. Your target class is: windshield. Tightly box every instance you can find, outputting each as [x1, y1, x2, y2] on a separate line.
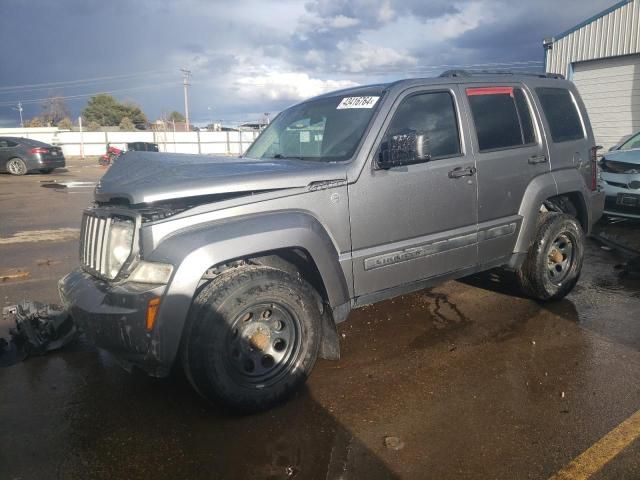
[619, 131, 640, 150]
[244, 91, 384, 162]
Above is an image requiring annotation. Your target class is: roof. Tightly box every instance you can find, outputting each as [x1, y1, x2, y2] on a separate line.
[308, 72, 569, 103]
[554, 0, 632, 41]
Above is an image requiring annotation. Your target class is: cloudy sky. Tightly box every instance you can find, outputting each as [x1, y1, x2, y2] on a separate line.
[0, 0, 616, 127]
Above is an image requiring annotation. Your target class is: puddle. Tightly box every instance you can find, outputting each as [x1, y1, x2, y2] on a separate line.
[41, 180, 95, 191]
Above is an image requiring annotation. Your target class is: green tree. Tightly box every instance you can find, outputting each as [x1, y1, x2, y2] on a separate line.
[119, 116, 135, 130]
[82, 94, 147, 129]
[168, 110, 185, 123]
[58, 117, 73, 130]
[86, 120, 101, 131]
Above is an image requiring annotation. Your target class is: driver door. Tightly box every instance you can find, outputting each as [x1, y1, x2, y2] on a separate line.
[349, 86, 478, 298]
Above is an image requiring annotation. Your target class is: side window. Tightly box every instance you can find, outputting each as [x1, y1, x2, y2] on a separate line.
[0, 140, 7, 148]
[466, 86, 537, 151]
[619, 132, 640, 150]
[6, 140, 18, 147]
[384, 91, 461, 160]
[535, 87, 584, 143]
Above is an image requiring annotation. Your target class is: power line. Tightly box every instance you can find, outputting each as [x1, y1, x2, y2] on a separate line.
[0, 71, 174, 96]
[0, 82, 176, 107]
[0, 69, 172, 93]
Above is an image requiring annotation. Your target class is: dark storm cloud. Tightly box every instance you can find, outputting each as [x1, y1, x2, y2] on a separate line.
[444, 0, 615, 66]
[0, 0, 626, 127]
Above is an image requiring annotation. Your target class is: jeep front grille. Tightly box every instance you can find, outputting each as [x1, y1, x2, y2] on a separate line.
[81, 214, 112, 276]
[80, 212, 136, 279]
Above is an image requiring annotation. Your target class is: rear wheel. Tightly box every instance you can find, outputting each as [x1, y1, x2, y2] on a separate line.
[517, 213, 584, 301]
[182, 265, 322, 412]
[7, 158, 27, 175]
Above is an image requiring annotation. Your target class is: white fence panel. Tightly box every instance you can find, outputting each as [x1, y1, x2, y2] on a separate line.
[107, 132, 154, 143]
[0, 127, 259, 157]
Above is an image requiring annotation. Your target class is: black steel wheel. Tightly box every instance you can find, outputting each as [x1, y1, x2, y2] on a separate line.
[182, 265, 322, 412]
[7, 158, 27, 175]
[517, 213, 584, 301]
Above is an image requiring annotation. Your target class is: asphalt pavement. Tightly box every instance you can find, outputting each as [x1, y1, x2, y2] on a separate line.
[1, 159, 639, 480]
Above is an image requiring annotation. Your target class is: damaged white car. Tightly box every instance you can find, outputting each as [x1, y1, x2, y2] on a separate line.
[600, 131, 640, 219]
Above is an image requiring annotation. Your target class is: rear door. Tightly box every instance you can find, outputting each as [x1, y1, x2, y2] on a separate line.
[461, 84, 549, 264]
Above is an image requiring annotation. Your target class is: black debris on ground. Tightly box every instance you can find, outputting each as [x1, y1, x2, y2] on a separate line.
[0, 301, 78, 367]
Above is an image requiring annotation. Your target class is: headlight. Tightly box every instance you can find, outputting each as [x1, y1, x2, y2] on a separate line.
[127, 261, 173, 284]
[107, 219, 134, 279]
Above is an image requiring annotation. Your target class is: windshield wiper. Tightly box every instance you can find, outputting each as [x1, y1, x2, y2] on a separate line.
[269, 154, 305, 160]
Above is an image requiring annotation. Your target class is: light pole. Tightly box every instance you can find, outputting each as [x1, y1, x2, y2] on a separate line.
[207, 106, 214, 130]
[13, 102, 24, 128]
[180, 68, 191, 130]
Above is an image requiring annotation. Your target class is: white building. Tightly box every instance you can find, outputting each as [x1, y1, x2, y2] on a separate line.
[544, 0, 640, 149]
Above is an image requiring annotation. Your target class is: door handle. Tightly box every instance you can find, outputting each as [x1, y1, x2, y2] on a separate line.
[448, 166, 476, 178]
[528, 154, 547, 164]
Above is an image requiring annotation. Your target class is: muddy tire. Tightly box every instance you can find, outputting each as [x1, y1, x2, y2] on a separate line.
[7, 157, 27, 175]
[182, 265, 322, 412]
[517, 213, 584, 301]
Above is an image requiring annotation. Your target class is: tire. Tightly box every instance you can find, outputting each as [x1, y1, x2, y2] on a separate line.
[517, 213, 585, 301]
[39, 168, 54, 174]
[6, 158, 27, 176]
[182, 265, 322, 412]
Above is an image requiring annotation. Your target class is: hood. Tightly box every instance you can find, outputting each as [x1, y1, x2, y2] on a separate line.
[94, 152, 348, 204]
[602, 148, 640, 165]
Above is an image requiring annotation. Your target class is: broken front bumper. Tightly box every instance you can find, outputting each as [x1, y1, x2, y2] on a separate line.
[58, 269, 169, 376]
[600, 172, 640, 219]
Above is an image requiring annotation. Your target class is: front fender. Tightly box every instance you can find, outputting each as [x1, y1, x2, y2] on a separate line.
[145, 211, 350, 368]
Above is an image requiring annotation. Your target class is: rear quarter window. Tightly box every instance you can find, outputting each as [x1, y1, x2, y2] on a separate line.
[535, 87, 584, 143]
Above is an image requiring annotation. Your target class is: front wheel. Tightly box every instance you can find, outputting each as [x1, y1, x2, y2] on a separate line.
[182, 265, 322, 412]
[517, 213, 585, 301]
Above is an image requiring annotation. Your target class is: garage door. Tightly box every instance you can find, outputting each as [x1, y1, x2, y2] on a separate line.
[573, 54, 640, 150]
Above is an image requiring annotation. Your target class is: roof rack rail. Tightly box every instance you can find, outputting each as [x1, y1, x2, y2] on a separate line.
[439, 69, 565, 80]
[439, 70, 472, 78]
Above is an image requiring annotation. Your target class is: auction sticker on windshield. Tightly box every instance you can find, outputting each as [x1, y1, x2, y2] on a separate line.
[337, 96, 380, 109]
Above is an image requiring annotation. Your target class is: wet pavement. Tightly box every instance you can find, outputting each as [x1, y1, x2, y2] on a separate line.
[1, 160, 639, 479]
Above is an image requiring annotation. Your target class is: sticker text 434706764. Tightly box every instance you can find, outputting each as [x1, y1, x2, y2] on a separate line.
[336, 96, 380, 109]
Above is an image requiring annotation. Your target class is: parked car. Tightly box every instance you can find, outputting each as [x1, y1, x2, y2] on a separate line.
[0, 137, 65, 175]
[607, 130, 640, 152]
[599, 130, 640, 219]
[60, 72, 604, 411]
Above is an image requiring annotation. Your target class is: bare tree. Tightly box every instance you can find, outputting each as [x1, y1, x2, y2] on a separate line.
[42, 96, 69, 126]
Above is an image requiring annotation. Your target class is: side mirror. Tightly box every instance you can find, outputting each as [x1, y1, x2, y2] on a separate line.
[376, 131, 431, 170]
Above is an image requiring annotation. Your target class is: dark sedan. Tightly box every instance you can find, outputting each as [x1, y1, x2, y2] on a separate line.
[0, 137, 65, 175]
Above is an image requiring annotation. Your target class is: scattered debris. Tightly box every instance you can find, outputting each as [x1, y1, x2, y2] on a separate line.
[0, 269, 30, 282]
[384, 436, 405, 451]
[36, 259, 62, 267]
[592, 232, 640, 257]
[561, 391, 566, 399]
[619, 256, 640, 279]
[0, 301, 78, 367]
